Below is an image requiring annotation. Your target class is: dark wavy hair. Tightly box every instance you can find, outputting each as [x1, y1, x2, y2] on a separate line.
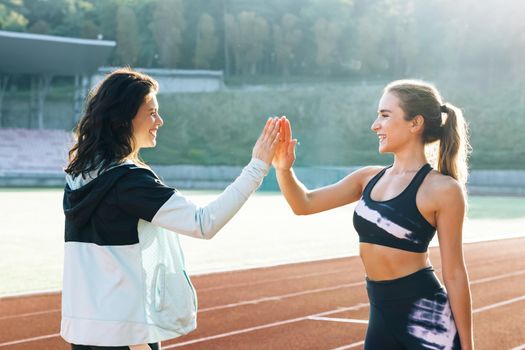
[65, 68, 159, 177]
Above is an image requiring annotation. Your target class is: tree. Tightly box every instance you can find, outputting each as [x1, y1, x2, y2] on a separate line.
[47, 0, 95, 38]
[0, 3, 28, 31]
[150, 0, 186, 68]
[226, 11, 269, 76]
[194, 13, 219, 69]
[28, 20, 51, 35]
[386, 0, 419, 76]
[273, 14, 302, 77]
[116, 5, 140, 66]
[313, 18, 343, 75]
[353, 3, 388, 76]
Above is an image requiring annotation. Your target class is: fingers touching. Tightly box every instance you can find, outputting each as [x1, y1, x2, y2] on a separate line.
[253, 116, 297, 166]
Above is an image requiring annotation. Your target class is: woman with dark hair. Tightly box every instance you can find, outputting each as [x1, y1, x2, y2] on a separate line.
[61, 68, 280, 350]
[273, 80, 473, 349]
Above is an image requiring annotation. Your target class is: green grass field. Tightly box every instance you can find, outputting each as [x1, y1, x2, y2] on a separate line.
[3, 187, 524, 218]
[0, 188, 523, 296]
[467, 196, 525, 219]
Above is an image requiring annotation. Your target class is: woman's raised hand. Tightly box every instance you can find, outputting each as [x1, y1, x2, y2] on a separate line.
[252, 117, 281, 165]
[272, 116, 297, 171]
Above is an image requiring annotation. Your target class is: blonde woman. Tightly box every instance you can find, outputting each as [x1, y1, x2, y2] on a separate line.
[273, 80, 472, 350]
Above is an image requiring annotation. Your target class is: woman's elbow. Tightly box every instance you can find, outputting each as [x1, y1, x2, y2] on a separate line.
[291, 205, 311, 216]
[195, 220, 220, 240]
[193, 208, 219, 240]
[442, 267, 468, 284]
[200, 227, 219, 240]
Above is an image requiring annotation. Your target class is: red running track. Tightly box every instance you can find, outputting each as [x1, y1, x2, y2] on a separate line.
[1, 237, 524, 349]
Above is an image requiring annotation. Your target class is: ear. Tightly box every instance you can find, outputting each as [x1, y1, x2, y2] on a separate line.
[411, 115, 425, 133]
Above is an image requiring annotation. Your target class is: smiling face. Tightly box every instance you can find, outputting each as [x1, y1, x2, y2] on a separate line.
[371, 92, 421, 154]
[131, 93, 163, 151]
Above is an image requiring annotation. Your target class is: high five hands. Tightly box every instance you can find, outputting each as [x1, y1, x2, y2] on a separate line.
[252, 116, 298, 170]
[272, 116, 297, 171]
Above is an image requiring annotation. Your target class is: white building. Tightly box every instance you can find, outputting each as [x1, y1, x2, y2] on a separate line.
[93, 67, 225, 93]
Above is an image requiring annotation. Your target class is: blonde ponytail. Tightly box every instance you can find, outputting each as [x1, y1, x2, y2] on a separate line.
[438, 103, 471, 190]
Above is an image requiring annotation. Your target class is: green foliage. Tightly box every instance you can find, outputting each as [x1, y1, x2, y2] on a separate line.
[1, 0, 523, 169]
[193, 13, 219, 69]
[150, 0, 185, 68]
[0, 2, 28, 31]
[116, 5, 139, 65]
[1, 0, 523, 81]
[140, 81, 525, 169]
[273, 14, 302, 77]
[313, 18, 344, 75]
[226, 11, 269, 76]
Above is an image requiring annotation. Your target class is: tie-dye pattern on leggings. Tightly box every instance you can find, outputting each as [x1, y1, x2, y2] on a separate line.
[365, 267, 461, 350]
[407, 292, 458, 350]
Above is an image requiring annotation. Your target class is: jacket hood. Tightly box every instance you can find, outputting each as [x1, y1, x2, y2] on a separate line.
[63, 164, 134, 228]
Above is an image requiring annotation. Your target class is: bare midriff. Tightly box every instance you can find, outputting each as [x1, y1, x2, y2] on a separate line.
[359, 242, 431, 281]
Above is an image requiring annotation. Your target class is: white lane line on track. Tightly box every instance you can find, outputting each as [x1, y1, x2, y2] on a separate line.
[2, 269, 525, 347]
[308, 316, 368, 324]
[2, 267, 523, 322]
[0, 333, 59, 348]
[328, 294, 525, 350]
[0, 309, 60, 321]
[330, 341, 366, 350]
[199, 281, 365, 312]
[200, 268, 525, 313]
[167, 276, 525, 348]
[198, 268, 351, 292]
[473, 295, 525, 313]
[470, 269, 525, 285]
[162, 304, 371, 349]
[307, 269, 525, 327]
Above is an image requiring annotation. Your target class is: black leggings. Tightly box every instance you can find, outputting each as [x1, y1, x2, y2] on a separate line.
[365, 267, 461, 350]
[71, 344, 159, 350]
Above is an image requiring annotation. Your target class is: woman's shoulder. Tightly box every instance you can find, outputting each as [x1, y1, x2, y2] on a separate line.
[355, 165, 387, 177]
[425, 169, 465, 203]
[114, 163, 164, 189]
[348, 165, 387, 188]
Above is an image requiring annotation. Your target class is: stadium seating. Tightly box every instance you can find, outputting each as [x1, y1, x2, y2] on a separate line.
[0, 128, 73, 174]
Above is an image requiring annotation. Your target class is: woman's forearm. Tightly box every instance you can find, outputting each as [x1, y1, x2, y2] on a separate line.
[275, 168, 311, 215]
[444, 268, 474, 350]
[152, 158, 269, 239]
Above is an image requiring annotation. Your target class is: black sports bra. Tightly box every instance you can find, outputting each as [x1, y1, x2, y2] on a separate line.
[353, 164, 436, 253]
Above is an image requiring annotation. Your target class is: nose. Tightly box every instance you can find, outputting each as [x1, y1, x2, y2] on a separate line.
[370, 117, 380, 132]
[156, 114, 164, 127]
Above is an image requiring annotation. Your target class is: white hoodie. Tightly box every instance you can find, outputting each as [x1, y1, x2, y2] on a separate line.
[61, 158, 269, 346]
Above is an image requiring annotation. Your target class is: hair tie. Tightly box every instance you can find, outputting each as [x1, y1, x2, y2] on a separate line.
[440, 104, 448, 113]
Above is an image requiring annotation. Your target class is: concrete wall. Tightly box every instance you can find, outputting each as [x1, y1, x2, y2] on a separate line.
[1, 96, 76, 130]
[151, 165, 525, 196]
[4, 165, 522, 196]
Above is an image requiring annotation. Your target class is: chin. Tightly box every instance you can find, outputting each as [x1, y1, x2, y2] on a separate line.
[378, 143, 394, 154]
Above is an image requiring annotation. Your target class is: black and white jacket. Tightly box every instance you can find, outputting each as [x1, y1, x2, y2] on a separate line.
[61, 158, 269, 346]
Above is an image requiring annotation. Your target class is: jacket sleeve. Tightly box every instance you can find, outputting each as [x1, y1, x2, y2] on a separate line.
[117, 158, 270, 239]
